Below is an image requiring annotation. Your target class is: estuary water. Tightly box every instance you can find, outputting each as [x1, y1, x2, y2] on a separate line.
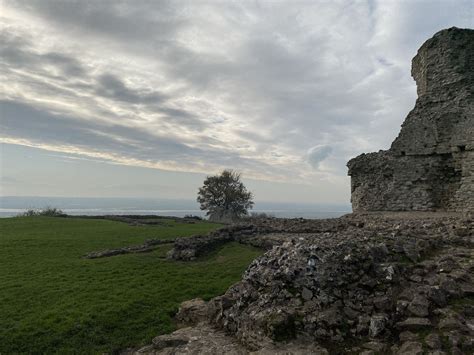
[0, 196, 351, 219]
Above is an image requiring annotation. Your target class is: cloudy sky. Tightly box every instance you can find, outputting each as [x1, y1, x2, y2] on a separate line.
[0, 0, 472, 204]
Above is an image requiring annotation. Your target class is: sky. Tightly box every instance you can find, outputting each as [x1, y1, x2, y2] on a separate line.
[1, 0, 473, 204]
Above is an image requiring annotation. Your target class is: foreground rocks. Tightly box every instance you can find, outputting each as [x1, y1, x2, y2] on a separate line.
[135, 212, 473, 354]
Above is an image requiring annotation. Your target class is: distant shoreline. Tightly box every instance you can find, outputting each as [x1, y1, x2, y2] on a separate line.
[0, 196, 351, 219]
[0, 209, 350, 219]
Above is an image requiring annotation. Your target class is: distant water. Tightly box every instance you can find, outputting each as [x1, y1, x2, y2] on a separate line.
[0, 196, 351, 219]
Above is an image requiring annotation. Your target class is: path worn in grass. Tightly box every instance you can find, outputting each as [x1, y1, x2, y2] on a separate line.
[0, 216, 262, 353]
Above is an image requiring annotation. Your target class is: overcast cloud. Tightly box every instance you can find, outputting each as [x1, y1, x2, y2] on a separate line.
[1, 0, 472, 202]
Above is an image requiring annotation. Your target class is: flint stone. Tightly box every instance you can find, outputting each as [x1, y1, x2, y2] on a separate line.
[301, 287, 313, 301]
[396, 317, 432, 330]
[438, 314, 464, 330]
[428, 287, 447, 307]
[425, 333, 442, 350]
[399, 331, 418, 342]
[363, 341, 388, 352]
[396, 341, 423, 355]
[407, 294, 430, 317]
[175, 298, 208, 326]
[369, 314, 387, 337]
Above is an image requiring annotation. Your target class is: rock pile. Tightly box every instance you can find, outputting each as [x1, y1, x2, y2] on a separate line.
[136, 213, 473, 354]
[167, 217, 359, 261]
[208, 214, 473, 354]
[167, 224, 265, 261]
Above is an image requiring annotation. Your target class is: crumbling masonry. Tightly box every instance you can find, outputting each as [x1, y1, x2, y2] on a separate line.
[348, 27, 474, 212]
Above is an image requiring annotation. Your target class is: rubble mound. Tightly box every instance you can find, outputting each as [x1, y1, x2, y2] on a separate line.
[136, 213, 473, 354]
[207, 214, 473, 354]
[348, 27, 474, 212]
[167, 218, 354, 261]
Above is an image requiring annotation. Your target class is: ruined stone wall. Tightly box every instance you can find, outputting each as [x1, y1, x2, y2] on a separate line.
[348, 27, 474, 212]
[452, 149, 474, 210]
[349, 152, 463, 211]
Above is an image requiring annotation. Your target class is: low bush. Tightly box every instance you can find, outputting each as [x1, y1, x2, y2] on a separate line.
[249, 212, 275, 219]
[184, 214, 203, 220]
[19, 207, 66, 217]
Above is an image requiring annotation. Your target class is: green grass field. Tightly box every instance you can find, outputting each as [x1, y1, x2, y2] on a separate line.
[0, 216, 262, 353]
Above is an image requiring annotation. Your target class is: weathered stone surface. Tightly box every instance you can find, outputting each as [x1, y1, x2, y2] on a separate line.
[348, 27, 474, 213]
[135, 324, 247, 354]
[396, 317, 432, 331]
[174, 298, 209, 327]
[407, 294, 430, 317]
[425, 333, 442, 349]
[396, 341, 423, 355]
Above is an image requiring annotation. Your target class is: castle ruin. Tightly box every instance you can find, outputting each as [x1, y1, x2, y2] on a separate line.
[348, 27, 473, 212]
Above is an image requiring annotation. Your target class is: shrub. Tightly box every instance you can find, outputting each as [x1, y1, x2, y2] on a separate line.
[249, 212, 275, 219]
[19, 207, 66, 217]
[184, 214, 203, 220]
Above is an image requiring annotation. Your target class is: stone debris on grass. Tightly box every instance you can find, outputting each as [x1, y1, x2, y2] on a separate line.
[84, 239, 173, 259]
[134, 213, 473, 354]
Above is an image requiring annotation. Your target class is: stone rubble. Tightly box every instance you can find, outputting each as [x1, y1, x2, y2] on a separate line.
[83, 238, 173, 259]
[167, 217, 362, 261]
[135, 213, 473, 354]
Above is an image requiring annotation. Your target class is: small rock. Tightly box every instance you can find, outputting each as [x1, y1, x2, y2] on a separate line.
[403, 244, 420, 262]
[428, 287, 447, 307]
[175, 298, 209, 326]
[396, 317, 432, 330]
[363, 341, 388, 352]
[373, 296, 391, 310]
[370, 243, 389, 261]
[399, 331, 418, 342]
[425, 333, 442, 349]
[438, 314, 464, 330]
[152, 333, 189, 350]
[369, 314, 387, 337]
[444, 330, 463, 347]
[409, 274, 423, 283]
[408, 294, 430, 317]
[438, 257, 459, 273]
[397, 341, 423, 355]
[440, 279, 461, 297]
[301, 287, 313, 301]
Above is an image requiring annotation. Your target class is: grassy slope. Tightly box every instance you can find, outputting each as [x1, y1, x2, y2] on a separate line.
[0, 217, 261, 353]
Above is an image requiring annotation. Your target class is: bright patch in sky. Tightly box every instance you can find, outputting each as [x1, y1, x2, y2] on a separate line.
[0, 0, 472, 203]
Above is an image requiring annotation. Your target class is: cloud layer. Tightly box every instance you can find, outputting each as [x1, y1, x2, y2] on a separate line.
[1, 0, 472, 193]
